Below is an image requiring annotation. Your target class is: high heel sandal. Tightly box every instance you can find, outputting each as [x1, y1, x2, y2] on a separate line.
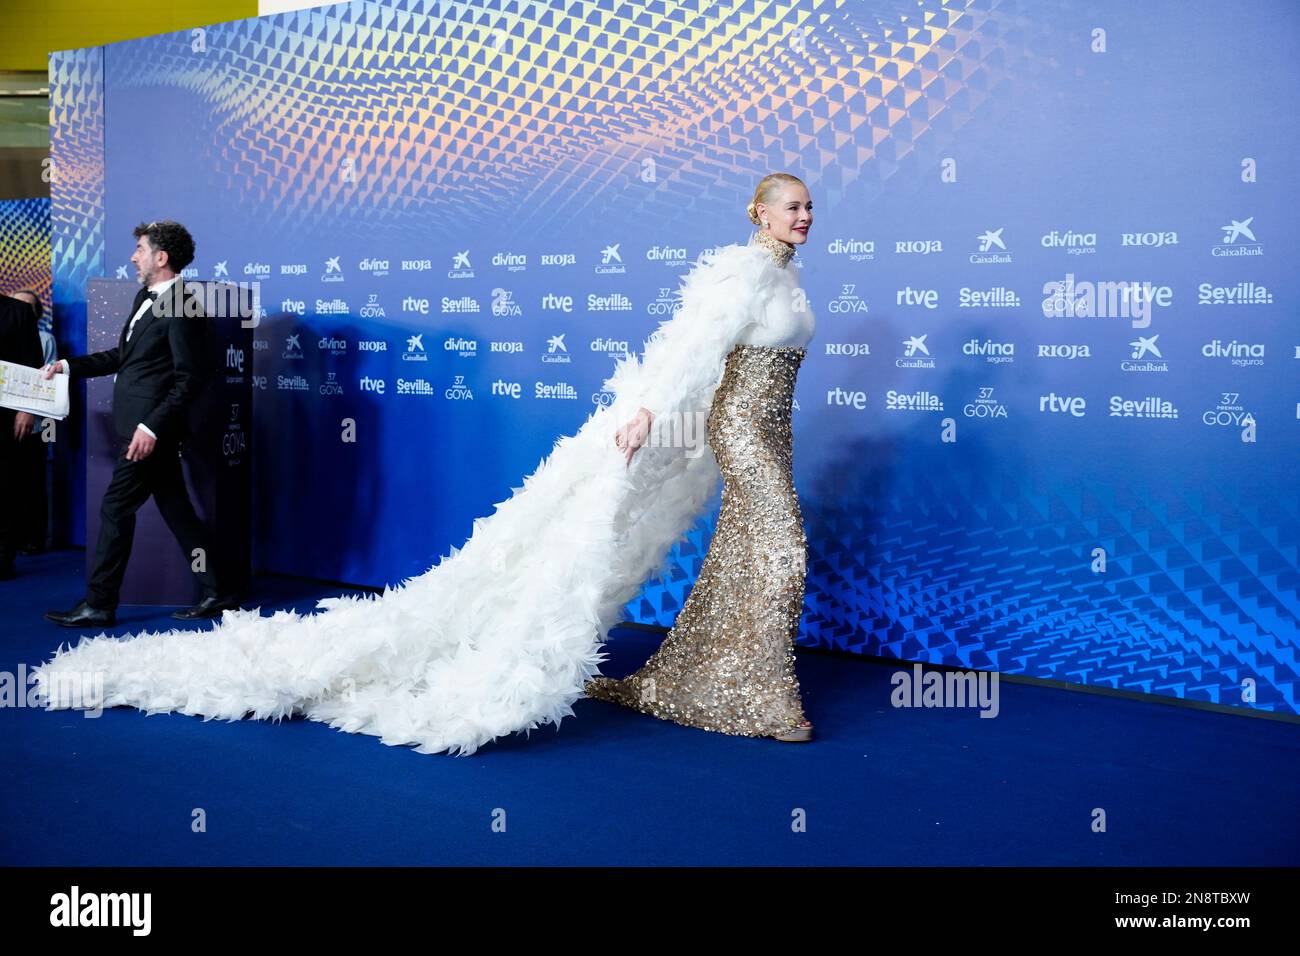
[771, 721, 813, 742]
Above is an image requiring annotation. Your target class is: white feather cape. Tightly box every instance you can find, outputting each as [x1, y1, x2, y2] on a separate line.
[34, 237, 788, 755]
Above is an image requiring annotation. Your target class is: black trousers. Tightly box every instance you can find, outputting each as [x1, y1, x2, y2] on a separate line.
[19, 433, 48, 549]
[87, 438, 221, 610]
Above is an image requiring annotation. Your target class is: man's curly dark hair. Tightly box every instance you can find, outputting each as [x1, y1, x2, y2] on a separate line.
[133, 220, 196, 273]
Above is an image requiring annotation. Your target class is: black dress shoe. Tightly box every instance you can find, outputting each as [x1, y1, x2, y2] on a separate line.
[171, 593, 241, 620]
[45, 600, 116, 628]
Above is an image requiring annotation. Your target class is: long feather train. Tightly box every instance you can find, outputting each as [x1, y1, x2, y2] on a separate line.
[33, 238, 785, 755]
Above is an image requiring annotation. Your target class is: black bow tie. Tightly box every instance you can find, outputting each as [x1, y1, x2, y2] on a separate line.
[144, 289, 159, 301]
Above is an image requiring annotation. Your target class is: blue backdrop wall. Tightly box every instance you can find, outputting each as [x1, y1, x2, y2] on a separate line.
[48, 0, 1298, 715]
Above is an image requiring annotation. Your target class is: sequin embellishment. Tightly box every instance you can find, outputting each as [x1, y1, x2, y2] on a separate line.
[585, 345, 810, 738]
[750, 229, 796, 268]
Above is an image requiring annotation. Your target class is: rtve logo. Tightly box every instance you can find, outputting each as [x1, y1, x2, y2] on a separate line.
[1039, 392, 1086, 417]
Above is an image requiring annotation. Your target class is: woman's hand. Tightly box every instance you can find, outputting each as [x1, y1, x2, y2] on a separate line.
[614, 407, 654, 467]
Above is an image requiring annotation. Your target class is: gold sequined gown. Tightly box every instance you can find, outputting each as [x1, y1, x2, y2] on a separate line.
[585, 231, 812, 738]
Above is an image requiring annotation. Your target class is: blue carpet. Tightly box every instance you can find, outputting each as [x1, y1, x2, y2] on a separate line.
[1, 549, 1296, 865]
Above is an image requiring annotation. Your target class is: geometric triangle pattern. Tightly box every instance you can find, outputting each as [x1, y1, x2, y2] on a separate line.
[79, 0, 1001, 238]
[0, 198, 52, 331]
[49, 47, 105, 321]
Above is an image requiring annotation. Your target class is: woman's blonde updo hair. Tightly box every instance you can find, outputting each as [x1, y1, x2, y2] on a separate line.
[746, 172, 806, 226]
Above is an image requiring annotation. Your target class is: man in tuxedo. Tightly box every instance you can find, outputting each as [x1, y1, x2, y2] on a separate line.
[0, 291, 44, 579]
[44, 220, 239, 626]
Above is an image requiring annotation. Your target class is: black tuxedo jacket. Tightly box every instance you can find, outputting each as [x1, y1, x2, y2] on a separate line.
[68, 281, 210, 443]
[0, 294, 45, 433]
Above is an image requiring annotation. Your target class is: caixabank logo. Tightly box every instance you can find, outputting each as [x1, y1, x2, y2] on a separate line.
[1121, 334, 1168, 373]
[320, 255, 344, 283]
[1211, 216, 1263, 257]
[895, 334, 936, 369]
[970, 227, 1012, 264]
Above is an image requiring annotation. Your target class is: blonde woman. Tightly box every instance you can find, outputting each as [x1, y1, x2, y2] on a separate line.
[586, 173, 816, 742]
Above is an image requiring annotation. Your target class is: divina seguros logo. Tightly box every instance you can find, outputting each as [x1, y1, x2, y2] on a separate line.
[826, 237, 874, 261]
